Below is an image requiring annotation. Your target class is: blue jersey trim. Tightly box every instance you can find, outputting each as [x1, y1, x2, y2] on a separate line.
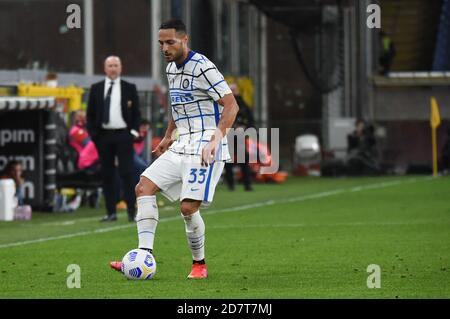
[196, 101, 205, 154]
[213, 101, 221, 158]
[174, 113, 216, 122]
[169, 87, 197, 92]
[213, 101, 220, 125]
[207, 79, 225, 92]
[203, 162, 215, 202]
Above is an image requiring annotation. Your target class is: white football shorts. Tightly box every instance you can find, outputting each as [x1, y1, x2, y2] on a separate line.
[140, 150, 225, 207]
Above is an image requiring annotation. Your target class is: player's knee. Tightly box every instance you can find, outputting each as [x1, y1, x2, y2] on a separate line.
[135, 183, 144, 197]
[135, 178, 158, 197]
[180, 204, 194, 215]
[180, 201, 201, 216]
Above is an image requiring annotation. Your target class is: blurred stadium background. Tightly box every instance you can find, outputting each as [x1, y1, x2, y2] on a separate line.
[0, 0, 449, 208]
[1, 0, 450, 299]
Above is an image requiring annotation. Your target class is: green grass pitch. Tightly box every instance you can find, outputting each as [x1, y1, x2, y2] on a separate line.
[0, 176, 449, 298]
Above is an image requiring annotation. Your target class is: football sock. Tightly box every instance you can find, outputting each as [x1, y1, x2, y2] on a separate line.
[136, 195, 158, 251]
[193, 259, 205, 265]
[182, 210, 205, 262]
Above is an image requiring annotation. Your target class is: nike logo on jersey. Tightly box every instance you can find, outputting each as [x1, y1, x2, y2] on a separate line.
[190, 187, 199, 192]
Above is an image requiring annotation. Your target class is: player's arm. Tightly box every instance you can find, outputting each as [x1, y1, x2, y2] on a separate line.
[214, 93, 239, 141]
[201, 93, 239, 166]
[152, 117, 176, 157]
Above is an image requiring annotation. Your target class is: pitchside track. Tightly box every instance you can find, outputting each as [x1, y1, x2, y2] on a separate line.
[0, 176, 449, 298]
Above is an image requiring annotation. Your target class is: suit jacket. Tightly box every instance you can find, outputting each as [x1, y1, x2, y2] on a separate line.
[86, 79, 141, 141]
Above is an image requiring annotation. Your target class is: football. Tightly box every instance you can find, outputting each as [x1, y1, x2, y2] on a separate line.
[121, 249, 157, 280]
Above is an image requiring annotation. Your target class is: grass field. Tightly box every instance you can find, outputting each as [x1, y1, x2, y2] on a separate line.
[0, 176, 449, 299]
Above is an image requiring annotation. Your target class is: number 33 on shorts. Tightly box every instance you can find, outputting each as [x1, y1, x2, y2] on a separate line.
[188, 168, 208, 184]
[181, 162, 225, 203]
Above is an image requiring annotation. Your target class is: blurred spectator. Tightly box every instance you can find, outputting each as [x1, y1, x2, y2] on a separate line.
[133, 119, 151, 180]
[347, 119, 366, 153]
[379, 30, 396, 76]
[69, 110, 100, 171]
[95, 117, 151, 212]
[61, 110, 101, 212]
[114, 119, 152, 211]
[346, 119, 380, 175]
[69, 110, 126, 211]
[44, 71, 58, 87]
[1, 160, 25, 206]
[224, 83, 254, 191]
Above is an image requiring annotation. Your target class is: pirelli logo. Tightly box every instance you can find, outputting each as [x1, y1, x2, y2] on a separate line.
[170, 92, 195, 104]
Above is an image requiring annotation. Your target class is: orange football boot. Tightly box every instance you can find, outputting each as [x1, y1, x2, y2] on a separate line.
[110, 261, 123, 273]
[187, 263, 208, 279]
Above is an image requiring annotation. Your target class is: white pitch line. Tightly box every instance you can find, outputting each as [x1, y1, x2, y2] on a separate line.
[27, 205, 177, 227]
[208, 218, 450, 229]
[0, 177, 430, 249]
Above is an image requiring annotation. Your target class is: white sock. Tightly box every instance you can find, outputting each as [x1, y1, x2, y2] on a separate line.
[136, 196, 158, 251]
[183, 210, 205, 261]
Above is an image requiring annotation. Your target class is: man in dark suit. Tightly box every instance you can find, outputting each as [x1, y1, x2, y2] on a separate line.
[87, 56, 141, 222]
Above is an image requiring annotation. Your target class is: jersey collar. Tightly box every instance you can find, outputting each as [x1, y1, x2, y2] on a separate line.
[176, 50, 195, 69]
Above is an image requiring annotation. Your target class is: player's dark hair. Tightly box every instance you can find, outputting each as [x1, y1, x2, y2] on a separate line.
[160, 19, 187, 34]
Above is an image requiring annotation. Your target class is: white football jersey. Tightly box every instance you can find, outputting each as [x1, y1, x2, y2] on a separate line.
[166, 51, 232, 161]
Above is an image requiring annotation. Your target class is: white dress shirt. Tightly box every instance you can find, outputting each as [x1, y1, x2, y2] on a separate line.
[102, 76, 127, 129]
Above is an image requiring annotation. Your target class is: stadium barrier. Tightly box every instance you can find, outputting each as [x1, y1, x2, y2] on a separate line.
[0, 96, 57, 211]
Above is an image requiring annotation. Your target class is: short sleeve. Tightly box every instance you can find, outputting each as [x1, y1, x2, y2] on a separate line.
[196, 63, 232, 101]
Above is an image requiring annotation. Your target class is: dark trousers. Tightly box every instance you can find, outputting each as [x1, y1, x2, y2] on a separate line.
[224, 161, 252, 190]
[94, 129, 136, 217]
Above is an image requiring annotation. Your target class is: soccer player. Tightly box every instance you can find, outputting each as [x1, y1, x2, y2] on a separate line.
[110, 19, 239, 279]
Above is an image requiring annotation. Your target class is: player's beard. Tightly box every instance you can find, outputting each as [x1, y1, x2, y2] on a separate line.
[172, 48, 184, 63]
[165, 51, 178, 62]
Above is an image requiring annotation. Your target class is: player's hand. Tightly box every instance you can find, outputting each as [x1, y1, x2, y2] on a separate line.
[152, 137, 173, 157]
[201, 140, 218, 167]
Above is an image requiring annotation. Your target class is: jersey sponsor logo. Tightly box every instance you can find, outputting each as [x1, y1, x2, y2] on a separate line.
[170, 92, 195, 104]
